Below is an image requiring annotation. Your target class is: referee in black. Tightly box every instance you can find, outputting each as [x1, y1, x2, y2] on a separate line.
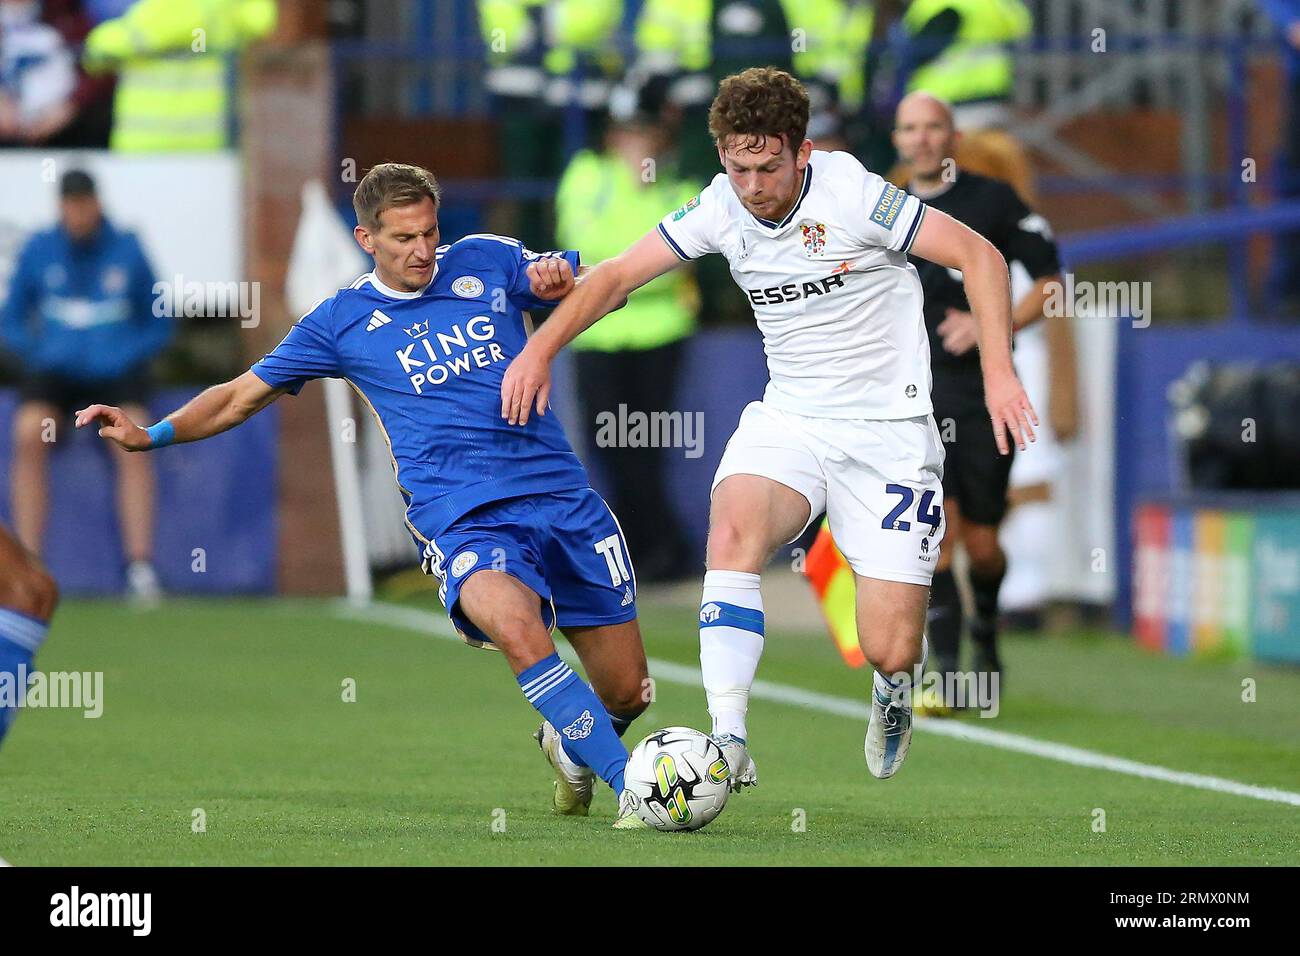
[893, 91, 1064, 698]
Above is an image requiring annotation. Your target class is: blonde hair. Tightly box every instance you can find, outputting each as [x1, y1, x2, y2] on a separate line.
[352, 163, 441, 231]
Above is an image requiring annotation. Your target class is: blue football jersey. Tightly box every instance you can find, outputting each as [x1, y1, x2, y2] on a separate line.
[250, 234, 589, 542]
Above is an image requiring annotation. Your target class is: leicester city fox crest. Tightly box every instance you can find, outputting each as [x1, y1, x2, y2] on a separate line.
[800, 221, 827, 257]
[562, 710, 595, 740]
[451, 551, 478, 577]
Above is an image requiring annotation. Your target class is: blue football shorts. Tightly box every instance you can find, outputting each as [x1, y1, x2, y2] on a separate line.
[420, 488, 638, 647]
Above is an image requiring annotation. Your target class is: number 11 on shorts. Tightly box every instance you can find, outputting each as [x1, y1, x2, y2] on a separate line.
[594, 534, 631, 586]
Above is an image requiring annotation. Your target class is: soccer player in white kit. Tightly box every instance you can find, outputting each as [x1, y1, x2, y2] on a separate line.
[501, 67, 1037, 799]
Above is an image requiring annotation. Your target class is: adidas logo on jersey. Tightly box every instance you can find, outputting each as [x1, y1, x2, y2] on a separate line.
[365, 309, 393, 332]
[621, 586, 633, 607]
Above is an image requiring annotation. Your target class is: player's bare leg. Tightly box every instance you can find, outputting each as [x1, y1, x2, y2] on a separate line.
[701, 474, 811, 790]
[10, 401, 57, 555]
[563, 620, 650, 730]
[113, 403, 161, 605]
[457, 570, 634, 817]
[857, 575, 929, 778]
[0, 527, 58, 626]
[559, 621, 650, 820]
[459, 569, 584, 811]
[457, 569, 557, 671]
[0, 523, 59, 755]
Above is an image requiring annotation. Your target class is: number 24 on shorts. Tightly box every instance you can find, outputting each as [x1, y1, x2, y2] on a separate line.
[881, 484, 941, 532]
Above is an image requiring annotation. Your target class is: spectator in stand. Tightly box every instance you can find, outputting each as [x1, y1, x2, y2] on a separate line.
[0, 0, 77, 146]
[37, 0, 118, 147]
[82, 0, 277, 152]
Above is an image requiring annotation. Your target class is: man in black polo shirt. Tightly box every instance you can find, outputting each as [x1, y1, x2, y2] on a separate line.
[893, 91, 1063, 696]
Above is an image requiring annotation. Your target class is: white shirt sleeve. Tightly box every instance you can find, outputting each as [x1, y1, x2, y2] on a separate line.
[856, 166, 927, 254]
[655, 177, 723, 260]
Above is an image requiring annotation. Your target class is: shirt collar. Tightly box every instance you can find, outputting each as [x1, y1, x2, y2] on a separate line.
[366, 268, 434, 299]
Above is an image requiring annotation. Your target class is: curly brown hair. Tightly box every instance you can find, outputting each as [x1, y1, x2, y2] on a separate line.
[353, 163, 441, 231]
[708, 67, 810, 155]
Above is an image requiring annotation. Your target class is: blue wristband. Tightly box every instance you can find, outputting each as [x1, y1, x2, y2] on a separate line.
[145, 420, 175, 448]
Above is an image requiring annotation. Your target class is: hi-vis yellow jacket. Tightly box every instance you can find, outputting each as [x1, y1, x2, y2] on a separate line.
[84, 0, 277, 152]
[902, 0, 1030, 104]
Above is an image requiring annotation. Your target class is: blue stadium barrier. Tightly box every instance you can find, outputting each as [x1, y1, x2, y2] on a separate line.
[1058, 202, 1300, 266]
[0, 388, 278, 596]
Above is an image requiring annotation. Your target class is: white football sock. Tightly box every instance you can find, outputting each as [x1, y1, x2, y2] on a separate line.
[873, 635, 928, 699]
[555, 734, 586, 776]
[698, 569, 764, 741]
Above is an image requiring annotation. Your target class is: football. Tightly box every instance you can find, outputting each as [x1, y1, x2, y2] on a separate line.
[622, 727, 731, 832]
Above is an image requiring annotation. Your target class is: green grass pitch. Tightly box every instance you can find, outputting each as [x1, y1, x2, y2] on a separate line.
[1, 597, 1297, 865]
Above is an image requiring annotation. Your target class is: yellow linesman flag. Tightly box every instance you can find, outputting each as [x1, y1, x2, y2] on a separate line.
[802, 518, 865, 667]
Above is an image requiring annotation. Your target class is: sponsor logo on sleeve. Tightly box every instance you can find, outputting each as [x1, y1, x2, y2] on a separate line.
[870, 183, 907, 230]
[672, 195, 701, 221]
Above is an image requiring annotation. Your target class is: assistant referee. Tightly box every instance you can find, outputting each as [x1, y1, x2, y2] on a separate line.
[892, 91, 1063, 692]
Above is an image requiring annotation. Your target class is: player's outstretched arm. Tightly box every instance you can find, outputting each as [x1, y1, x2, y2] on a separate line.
[75, 370, 285, 452]
[910, 208, 1038, 454]
[501, 229, 681, 425]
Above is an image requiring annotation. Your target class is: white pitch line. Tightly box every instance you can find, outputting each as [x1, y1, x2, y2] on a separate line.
[335, 600, 1300, 809]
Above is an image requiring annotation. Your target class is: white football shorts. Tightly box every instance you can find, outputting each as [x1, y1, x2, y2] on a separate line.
[712, 401, 947, 585]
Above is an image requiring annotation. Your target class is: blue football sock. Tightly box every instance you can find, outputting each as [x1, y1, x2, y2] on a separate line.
[0, 607, 49, 747]
[518, 653, 628, 793]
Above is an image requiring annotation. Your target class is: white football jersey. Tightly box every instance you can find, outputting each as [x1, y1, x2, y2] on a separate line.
[657, 150, 932, 419]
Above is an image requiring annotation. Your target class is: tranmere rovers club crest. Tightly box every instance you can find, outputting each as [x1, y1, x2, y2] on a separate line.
[800, 221, 827, 256]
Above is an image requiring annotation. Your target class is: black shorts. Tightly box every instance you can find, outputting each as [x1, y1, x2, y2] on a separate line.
[18, 369, 153, 418]
[932, 398, 1015, 527]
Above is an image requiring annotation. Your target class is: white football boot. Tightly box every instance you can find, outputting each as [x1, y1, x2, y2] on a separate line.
[711, 733, 758, 791]
[535, 721, 594, 816]
[865, 681, 913, 779]
[611, 790, 649, 830]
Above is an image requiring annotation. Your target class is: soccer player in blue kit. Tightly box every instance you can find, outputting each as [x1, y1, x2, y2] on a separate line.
[75, 164, 650, 822]
[0, 522, 58, 751]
